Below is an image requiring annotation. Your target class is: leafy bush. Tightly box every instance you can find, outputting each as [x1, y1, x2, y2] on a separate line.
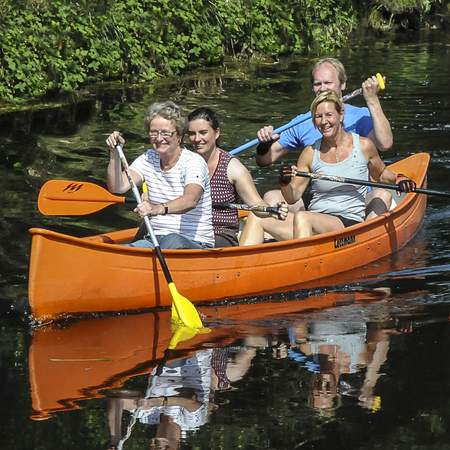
[0, 0, 357, 102]
[366, 0, 444, 31]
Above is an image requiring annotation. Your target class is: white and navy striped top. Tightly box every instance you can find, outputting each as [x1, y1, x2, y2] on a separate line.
[130, 148, 214, 246]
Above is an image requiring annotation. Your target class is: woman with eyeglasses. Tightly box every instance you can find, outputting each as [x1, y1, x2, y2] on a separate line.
[106, 101, 214, 249]
[187, 107, 288, 247]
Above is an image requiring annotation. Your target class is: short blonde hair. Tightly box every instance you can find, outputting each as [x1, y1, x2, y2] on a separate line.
[310, 90, 344, 126]
[144, 100, 186, 136]
[311, 57, 347, 85]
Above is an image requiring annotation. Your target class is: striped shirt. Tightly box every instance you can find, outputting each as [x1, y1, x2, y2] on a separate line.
[130, 148, 214, 246]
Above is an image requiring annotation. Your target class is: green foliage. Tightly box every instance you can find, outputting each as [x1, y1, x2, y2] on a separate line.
[0, 0, 357, 102]
[366, 0, 443, 31]
[295, 0, 357, 53]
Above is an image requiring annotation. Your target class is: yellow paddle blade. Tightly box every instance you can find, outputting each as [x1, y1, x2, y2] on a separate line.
[168, 283, 204, 329]
[168, 325, 199, 349]
[168, 324, 210, 349]
[375, 73, 385, 90]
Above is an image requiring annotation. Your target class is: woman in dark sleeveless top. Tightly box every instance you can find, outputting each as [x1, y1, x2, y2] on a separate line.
[187, 108, 287, 247]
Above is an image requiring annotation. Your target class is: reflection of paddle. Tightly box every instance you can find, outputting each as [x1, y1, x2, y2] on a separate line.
[115, 144, 204, 329]
[229, 73, 385, 155]
[37, 179, 275, 215]
[294, 170, 450, 198]
[109, 324, 203, 450]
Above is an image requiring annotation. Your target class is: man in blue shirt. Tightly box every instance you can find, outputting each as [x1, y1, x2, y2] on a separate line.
[256, 58, 394, 218]
[256, 57, 393, 165]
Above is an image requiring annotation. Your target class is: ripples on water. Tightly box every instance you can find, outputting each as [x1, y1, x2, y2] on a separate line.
[0, 30, 449, 449]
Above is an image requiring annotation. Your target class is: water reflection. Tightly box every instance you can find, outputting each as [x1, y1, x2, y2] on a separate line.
[106, 343, 263, 450]
[28, 311, 238, 421]
[26, 289, 449, 448]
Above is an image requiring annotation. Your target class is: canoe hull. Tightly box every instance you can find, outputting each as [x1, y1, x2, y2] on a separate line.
[28, 153, 429, 322]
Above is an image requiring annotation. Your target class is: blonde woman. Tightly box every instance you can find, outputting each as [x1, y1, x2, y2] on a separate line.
[240, 91, 415, 244]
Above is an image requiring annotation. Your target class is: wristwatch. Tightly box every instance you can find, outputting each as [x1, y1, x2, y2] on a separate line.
[162, 203, 169, 215]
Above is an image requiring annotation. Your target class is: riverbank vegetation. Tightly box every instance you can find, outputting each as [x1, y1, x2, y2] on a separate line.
[0, 0, 448, 103]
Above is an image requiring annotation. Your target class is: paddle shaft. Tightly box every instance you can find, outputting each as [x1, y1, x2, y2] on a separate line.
[115, 145, 174, 284]
[229, 87, 366, 156]
[295, 171, 450, 198]
[37, 179, 278, 215]
[214, 202, 279, 214]
[115, 145, 205, 329]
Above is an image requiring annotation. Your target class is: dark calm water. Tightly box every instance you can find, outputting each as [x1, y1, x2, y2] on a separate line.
[1, 30, 449, 449]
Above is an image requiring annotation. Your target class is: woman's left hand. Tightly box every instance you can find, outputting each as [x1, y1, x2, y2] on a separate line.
[272, 201, 289, 221]
[134, 201, 165, 217]
[396, 174, 416, 193]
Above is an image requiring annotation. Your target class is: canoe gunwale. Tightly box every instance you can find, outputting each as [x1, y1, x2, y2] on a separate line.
[28, 190, 417, 256]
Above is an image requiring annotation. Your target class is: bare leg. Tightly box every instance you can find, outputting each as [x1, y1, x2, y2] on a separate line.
[106, 398, 124, 449]
[293, 211, 345, 239]
[154, 414, 181, 450]
[365, 188, 393, 220]
[264, 189, 305, 212]
[239, 212, 295, 246]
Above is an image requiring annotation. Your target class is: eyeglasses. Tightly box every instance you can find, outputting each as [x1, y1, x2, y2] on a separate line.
[149, 130, 177, 139]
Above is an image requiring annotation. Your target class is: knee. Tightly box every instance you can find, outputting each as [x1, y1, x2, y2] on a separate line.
[367, 188, 392, 205]
[365, 188, 392, 217]
[159, 233, 188, 249]
[377, 189, 393, 204]
[292, 211, 310, 238]
[126, 239, 153, 248]
[263, 190, 284, 206]
[244, 211, 262, 226]
[293, 211, 308, 224]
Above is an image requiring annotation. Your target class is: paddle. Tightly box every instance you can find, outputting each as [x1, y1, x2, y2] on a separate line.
[110, 321, 206, 450]
[294, 171, 450, 198]
[38, 179, 134, 216]
[214, 202, 279, 214]
[115, 144, 205, 329]
[38, 179, 278, 215]
[229, 73, 385, 156]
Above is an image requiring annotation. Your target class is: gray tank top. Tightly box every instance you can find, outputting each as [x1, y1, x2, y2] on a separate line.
[308, 133, 368, 222]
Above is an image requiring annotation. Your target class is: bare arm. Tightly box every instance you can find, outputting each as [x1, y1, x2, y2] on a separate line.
[106, 131, 142, 193]
[134, 183, 204, 217]
[255, 126, 289, 166]
[361, 137, 396, 183]
[362, 76, 393, 152]
[281, 146, 313, 204]
[227, 158, 264, 205]
[227, 158, 288, 219]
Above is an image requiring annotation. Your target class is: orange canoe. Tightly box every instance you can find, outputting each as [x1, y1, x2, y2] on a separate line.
[28, 153, 429, 323]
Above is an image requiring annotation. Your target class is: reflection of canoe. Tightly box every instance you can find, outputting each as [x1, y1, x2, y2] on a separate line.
[29, 311, 236, 420]
[29, 290, 390, 420]
[28, 153, 429, 322]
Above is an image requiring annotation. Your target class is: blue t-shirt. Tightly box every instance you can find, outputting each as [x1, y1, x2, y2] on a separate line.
[278, 104, 373, 152]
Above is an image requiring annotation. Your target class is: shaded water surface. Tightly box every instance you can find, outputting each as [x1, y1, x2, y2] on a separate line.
[1, 30, 449, 449]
